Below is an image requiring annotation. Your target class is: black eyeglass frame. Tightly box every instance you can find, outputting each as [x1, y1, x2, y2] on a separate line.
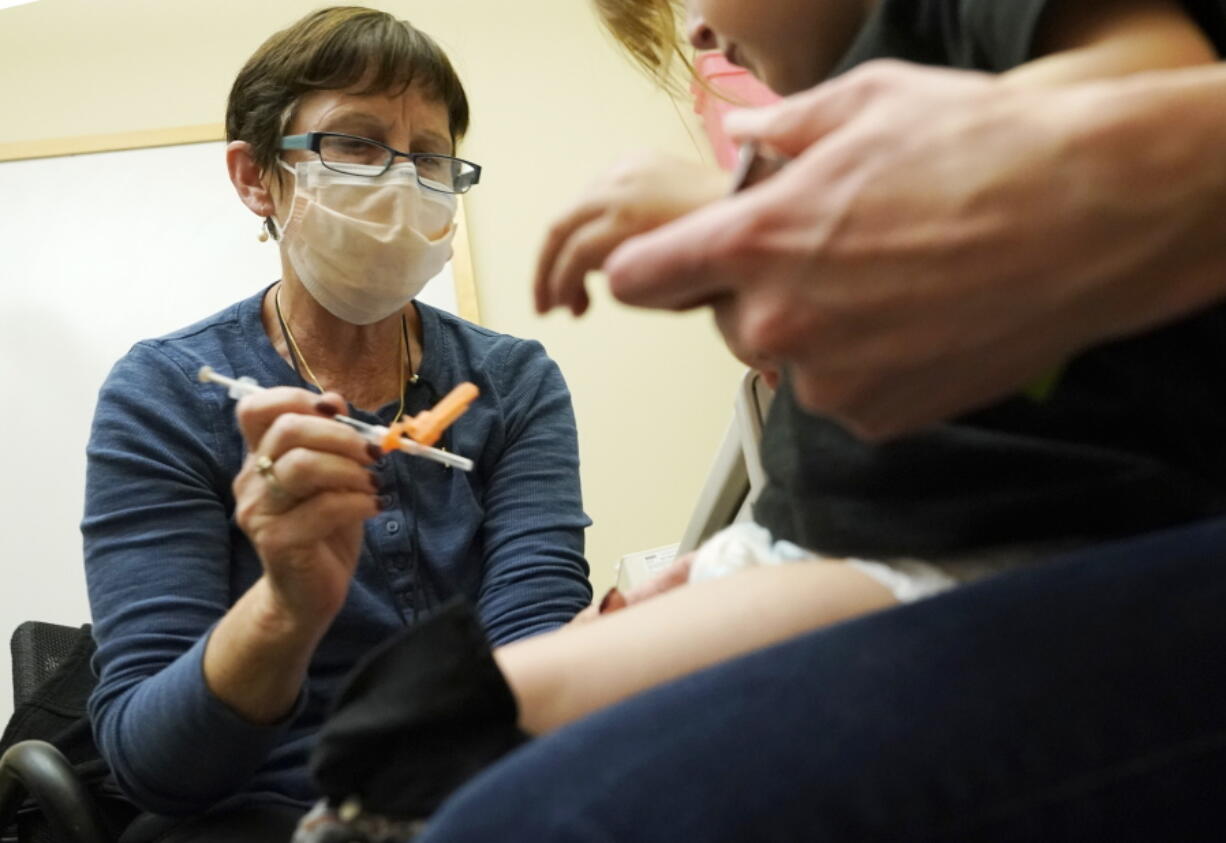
[280, 131, 482, 194]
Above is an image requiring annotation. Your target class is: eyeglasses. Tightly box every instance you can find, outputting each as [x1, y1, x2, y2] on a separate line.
[280, 132, 482, 194]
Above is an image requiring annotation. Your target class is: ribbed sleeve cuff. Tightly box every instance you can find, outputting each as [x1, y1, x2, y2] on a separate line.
[108, 629, 308, 815]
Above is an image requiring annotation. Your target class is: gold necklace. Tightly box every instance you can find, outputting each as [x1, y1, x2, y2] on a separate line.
[274, 285, 413, 422]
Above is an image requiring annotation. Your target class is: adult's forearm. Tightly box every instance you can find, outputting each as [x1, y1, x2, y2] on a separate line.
[1003, 41, 1226, 362]
[1066, 65, 1226, 345]
[90, 591, 317, 815]
[494, 561, 895, 736]
[202, 576, 330, 725]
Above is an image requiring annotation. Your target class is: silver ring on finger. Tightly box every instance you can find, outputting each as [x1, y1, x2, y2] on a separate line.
[255, 454, 290, 500]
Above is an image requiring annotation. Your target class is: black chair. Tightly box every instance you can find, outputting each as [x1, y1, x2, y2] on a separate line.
[0, 622, 114, 843]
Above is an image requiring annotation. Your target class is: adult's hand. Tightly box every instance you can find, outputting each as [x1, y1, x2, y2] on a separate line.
[605, 60, 1226, 439]
[233, 387, 379, 626]
[205, 388, 379, 724]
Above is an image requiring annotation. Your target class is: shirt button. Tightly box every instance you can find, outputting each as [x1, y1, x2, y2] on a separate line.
[385, 520, 401, 535]
[379, 494, 394, 509]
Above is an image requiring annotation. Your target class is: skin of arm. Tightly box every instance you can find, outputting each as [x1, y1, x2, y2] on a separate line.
[1007, 0, 1216, 87]
[496, 560, 895, 736]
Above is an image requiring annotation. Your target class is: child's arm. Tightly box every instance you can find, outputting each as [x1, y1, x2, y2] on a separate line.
[495, 560, 895, 735]
[1005, 0, 1216, 88]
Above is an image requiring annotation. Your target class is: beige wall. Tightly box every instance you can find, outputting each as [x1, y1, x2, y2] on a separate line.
[0, 1, 743, 612]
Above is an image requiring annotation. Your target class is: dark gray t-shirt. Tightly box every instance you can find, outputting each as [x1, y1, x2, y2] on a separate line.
[755, 0, 1226, 558]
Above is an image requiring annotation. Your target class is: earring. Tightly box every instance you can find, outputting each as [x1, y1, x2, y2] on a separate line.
[258, 224, 269, 243]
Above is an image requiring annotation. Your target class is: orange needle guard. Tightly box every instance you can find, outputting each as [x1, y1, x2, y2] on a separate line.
[381, 382, 480, 451]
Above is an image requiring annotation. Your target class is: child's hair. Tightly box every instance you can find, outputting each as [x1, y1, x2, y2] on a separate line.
[592, 0, 691, 94]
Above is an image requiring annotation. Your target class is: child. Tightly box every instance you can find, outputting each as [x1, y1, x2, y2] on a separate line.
[506, 0, 1224, 737]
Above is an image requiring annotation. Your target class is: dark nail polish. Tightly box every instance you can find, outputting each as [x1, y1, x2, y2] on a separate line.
[315, 401, 339, 417]
[366, 443, 382, 461]
[598, 588, 621, 614]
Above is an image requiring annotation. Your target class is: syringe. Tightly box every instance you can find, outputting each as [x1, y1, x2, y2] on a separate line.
[198, 365, 475, 472]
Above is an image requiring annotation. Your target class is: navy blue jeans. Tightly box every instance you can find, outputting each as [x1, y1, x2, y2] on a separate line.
[418, 517, 1226, 841]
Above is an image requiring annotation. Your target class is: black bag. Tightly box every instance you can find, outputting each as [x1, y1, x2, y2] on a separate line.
[309, 600, 528, 825]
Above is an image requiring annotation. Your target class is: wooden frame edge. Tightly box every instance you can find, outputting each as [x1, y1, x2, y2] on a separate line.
[0, 124, 225, 163]
[452, 201, 481, 325]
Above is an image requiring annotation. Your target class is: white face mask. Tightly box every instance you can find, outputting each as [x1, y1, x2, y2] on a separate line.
[275, 160, 458, 325]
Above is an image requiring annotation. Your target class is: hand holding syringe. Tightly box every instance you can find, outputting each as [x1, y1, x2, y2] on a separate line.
[199, 366, 477, 472]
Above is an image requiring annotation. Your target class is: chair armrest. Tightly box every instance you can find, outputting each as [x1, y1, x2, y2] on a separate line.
[0, 740, 110, 843]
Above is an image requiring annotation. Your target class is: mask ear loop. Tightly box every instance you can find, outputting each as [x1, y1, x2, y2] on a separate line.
[264, 99, 300, 244]
[261, 158, 299, 242]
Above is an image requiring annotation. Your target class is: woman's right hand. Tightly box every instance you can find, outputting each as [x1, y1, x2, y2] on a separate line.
[232, 387, 380, 632]
[534, 152, 727, 316]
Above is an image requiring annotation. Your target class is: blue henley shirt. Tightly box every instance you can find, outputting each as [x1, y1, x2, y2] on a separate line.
[82, 286, 592, 815]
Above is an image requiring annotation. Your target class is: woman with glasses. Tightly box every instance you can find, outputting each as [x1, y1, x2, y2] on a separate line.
[81, 8, 591, 841]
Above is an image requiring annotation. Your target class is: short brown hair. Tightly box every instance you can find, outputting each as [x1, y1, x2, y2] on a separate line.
[226, 6, 470, 178]
[593, 0, 690, 93]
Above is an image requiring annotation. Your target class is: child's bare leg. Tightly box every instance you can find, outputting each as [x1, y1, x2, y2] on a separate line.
[495, 560, 896, 736]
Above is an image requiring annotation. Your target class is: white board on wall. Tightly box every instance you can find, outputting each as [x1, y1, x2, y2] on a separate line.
[0, 139, 472, 723]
